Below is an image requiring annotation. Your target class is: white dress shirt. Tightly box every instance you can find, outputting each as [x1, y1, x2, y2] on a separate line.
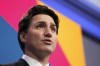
[22, 54, 49, 66]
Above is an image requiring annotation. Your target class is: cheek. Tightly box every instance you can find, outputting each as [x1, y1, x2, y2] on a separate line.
[26, 31, 41, 44]
[53, 35, 57, 44]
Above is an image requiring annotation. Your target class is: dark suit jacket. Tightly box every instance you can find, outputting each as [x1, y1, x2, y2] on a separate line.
[0, 58, 29, 66]
[0, 59, 51, 66]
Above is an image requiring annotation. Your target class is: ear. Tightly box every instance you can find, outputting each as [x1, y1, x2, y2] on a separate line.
[20, 32, 26, 43]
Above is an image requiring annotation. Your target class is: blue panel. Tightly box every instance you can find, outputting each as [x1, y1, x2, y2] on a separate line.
[41, 0, 100, 40]
[0, 17, 23, 64]
[79, 0, 100, 12]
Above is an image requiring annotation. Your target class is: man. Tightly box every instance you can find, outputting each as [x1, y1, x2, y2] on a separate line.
[1, 5, 59, 66]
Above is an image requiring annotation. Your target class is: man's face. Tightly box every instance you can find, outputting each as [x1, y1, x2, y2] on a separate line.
[24, 14, 57, 54]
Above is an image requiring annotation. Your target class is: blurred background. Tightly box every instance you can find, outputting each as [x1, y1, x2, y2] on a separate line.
[0, 0, 100, 66]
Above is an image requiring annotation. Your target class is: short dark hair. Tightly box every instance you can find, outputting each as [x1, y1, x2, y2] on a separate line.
[18, 5, 59, 53]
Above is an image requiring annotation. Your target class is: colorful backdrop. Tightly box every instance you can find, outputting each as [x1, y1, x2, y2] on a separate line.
[0, 0, 100, 66]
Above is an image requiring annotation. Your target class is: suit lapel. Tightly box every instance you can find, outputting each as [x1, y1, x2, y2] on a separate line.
[17, 58, 29, 66]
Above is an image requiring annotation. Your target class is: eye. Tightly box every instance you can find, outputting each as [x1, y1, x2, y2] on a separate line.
[51, 26, 57, 32]
[36, 23, 45, 29]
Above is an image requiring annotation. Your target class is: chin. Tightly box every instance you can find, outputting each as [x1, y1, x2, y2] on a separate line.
[45, 47, 55, 54]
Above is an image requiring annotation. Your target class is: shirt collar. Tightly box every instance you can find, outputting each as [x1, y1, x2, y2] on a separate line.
[22, 54, 49, 66]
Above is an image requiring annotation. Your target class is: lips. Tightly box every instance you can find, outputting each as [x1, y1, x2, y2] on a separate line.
[42, 39, 53, 45]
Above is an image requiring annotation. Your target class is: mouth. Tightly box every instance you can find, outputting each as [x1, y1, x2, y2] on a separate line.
[42, 39, 53, 45]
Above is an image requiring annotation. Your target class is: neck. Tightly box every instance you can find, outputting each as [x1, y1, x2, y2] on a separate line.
[25, 49, 50, 66]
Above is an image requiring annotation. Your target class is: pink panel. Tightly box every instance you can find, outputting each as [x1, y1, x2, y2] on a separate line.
[49, 42, 70, 66]
[0, 0, 36, 31]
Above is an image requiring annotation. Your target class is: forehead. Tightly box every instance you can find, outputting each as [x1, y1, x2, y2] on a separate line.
[30, 14, 55, 25]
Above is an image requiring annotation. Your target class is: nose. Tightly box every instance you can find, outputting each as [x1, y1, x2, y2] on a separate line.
[44, 28, 52, 38]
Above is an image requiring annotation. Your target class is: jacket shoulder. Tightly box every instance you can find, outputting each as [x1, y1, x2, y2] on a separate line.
[0, 59, 29, 66]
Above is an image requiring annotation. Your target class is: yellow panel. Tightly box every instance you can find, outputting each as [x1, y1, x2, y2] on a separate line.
[37, 1, 86, 66]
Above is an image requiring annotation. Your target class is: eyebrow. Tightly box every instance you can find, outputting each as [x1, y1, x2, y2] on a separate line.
[50, 23, 56, 27]
[34, 21, 56, 28]
[36, 21, 56, 25]
[36, 21, 46, 24]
